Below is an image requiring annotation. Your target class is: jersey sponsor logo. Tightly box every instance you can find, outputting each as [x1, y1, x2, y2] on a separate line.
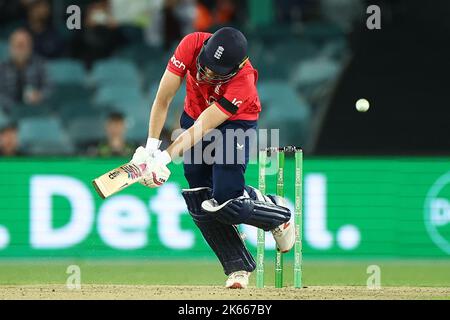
[231, 98, 242, 106]
[214, 46, 224, 60]
[214, 84, 221, 95]
[170, 55, 186, 70]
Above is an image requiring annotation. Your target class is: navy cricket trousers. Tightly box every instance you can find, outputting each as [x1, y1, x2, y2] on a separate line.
[180, 111, 257, 204]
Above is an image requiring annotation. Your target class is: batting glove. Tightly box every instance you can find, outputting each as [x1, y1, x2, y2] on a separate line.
[145, 137, 162, 156]
[131, 137, 161, 167]
[131, 147, 171, 188]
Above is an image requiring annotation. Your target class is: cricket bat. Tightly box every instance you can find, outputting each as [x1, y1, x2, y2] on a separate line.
[92, 162, 147, 199]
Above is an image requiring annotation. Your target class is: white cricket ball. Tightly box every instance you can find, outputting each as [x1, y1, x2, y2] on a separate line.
[355, 98, 370, 112]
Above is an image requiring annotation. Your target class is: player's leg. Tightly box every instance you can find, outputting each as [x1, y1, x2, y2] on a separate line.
[182, 187, 255, 274]
[206, 164, 294, 252]
[180, 111, 256, 285]
[202, 120, 295, 253]
[180, 111, 213, 188]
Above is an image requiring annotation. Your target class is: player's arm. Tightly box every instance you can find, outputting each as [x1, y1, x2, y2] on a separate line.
[145, 33, 195, 150]
[166, 103, 230, 158]
[128, 103, 229, 190]
[148, 69, 183, 141]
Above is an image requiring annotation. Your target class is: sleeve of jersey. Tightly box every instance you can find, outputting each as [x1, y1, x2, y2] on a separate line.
[166, 33, 196, 78]
[215, 74, 253, 116]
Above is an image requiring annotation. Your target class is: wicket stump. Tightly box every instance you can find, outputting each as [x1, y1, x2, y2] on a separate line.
[256, 146, 303, 289]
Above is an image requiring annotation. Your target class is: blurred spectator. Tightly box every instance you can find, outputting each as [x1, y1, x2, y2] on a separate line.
[144, 0, 195, 49]
[0, 29, 50, 114]
[25, 0, 65, 58]
[110, 0, 156, 26]
[194, 0, 241, 32]
[71, 0, 125, 69]
[216, 0, 239, 25]
[175, 0, 196, 36]
[166, 0, 196, 49]
[0, 0, 27, 27]
[320, 0, 363, 32]
[96, 112, 135, 157]
[195, 0, 214, 31]
[0, 123, 22, 156]
[162, 0, 183, 50]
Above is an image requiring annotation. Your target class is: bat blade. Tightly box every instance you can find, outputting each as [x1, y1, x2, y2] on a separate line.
[92, 162, 146, 199]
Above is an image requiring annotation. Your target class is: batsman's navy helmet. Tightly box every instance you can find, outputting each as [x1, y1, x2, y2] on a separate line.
[197, 27, 248, 84]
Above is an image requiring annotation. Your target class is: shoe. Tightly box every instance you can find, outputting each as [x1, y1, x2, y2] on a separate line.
[225, 271, 250, 289]
[271, 220, 295, 253]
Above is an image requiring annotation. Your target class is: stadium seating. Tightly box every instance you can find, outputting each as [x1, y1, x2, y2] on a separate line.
[47, 84, 92, 110]
[257, 81, 311, 146]
[10, 102, 55, 120]
[90, 58, 141, 87]
[247, 39, 264, 69]
[67, 116, 106, 147]
[290, 57, 341, 99]
[1, 16, 350, 156]
[93, 84, 142, 108]
[245, 24, 292, 45]
[48, 59, 86, 85]
[116, 43, 166, 68]
[257, 39, 319, 80]
[18, 116, 74, 155]
[0, 41, 8, 62]
[320, 0, 363, 33]
[126, 114, 149, 143]
[272, 40, 318, 62]
[59, 100, 99, 124]
[302, 21, 345, 44]
[0, 109, 10, 128]
[148, 82, 185, 129]
[143, 61, 167, 89]
[319, 38, 348, 60]
[92, 84, 145, 113]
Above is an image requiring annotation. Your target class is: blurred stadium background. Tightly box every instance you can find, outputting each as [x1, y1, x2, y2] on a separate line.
[0, 0, 449, 297]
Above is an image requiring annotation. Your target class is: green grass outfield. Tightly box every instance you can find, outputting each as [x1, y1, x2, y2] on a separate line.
[0, 260, 449, 287]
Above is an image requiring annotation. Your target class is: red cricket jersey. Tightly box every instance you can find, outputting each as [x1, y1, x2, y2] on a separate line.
[166, 32, 261, 121]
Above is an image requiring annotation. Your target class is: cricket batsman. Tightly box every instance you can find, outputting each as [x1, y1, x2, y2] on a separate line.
[130, 27, 295, 288]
